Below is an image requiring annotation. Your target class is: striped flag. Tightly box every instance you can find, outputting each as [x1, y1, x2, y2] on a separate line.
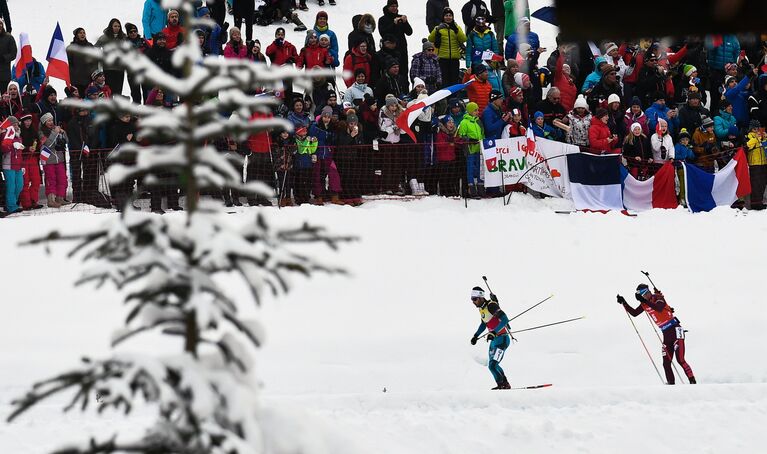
[14, 32, 33, 80]
[396, 79, 475, 142]
[45, 22, 70, 85]
[40, 146, 52, 162]
[82, 144, 90, 156]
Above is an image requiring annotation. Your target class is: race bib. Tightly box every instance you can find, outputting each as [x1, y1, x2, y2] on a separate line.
[675, 327, 685, 340]
[492, 348, 505, 362]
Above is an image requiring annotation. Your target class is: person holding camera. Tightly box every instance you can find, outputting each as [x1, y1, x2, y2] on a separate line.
[635, 52, 667, 109]
[38, 112, 70, 208]
[378, 0, 413, 76]
[266, 28, 298, 101]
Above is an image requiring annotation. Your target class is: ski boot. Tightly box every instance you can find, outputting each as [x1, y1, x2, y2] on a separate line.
[329, 0, 336, 4]
[318, 0, 325, 5]
[298, 1, 309, 11]
[491, 377, 511, 390]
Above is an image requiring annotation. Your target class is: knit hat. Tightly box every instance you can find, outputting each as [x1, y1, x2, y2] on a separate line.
[154, 32, 166, 41]
[316, 10, 328, 19]
[86, 85, 100, 96]
[346, 113, 359, 123]
[489, 90, 503, 102]
[653, 91, 666, 101]
[386, 0, 398, 6]
[595, 107, 608, 119]
[382, 33, 397, 44]
[573, 94, 588, 110]
[91, 69, 104, 80]
[602, 41, 618, 55]
[73, 27, 85, 37]
[197, 7, 210, 17]
[125, 22, 138, 33]
[687, 91, 701, 100]
[630, 96, 641, 107]
[448, 98, 461, 109]
[295, 126, 308, 136]
[42, 85, 57, 98]
[630, 122, 642, 133]
[720, 98, 732, 109]
[607, 93, 621, 105]
[168, 9, 179, 19]
[518, 42, 532, 56]
[6, 115, 18, 126]
[320, 105, 333, 117]
[678, 128, 691, 140]
[385, 58, 399, 71]
[413, 77, 426, 89]
[725, 75, 737, 85]
[749, 119, 761, 130]
[701, 116, 714, 128]
[422, 39, 435, 52]
[471, 63, 487, 76]
[385, 95, 398, 107]
[683, 64, 697, 77]
[19, 112, 32, 122]
[442, 7, 454, 18]
[39, 112, 53, 126]
[466, 102, 479, 114]
[534, 111, 544, 119]
[513, 72, 530, 87]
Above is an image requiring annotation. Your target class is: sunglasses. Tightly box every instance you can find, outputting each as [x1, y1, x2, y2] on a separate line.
[636, 287, 650, 296]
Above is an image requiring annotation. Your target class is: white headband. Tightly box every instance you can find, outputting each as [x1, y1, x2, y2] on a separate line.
[471, 289, 485, 299]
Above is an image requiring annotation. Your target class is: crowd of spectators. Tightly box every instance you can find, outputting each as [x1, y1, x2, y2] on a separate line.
[1, 0, 767, 214]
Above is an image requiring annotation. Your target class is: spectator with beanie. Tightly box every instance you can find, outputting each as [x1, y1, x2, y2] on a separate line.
[589, 107, 619, 154]
[124, 23, 150, 103]
[378, 0, 413, 75]
[745, 119, 767, 209]
[565, 94, 592, 147]
[622, 122, 652, 179]
[87, 70, 113, 99]
[348, 14, 377, 60]
[162, 9, 185, 50]
[95, 18, 126, 95]
[623, 96, 649, 136]
[428, 7, 466, 87]
[692, 116, 718, 172]
[374, 58, 407, 106]
[67, 28, 98, 97]
[458, 101, 484, 197]
[266, 28, 298, 100]
[463, 63, 492, 115]
[313, 11, 339, 67]
[678, 91, 710, 134]
[466, 15, 498, 67]
[224, 27, 249, 59]
[410, 40, 441, 94]
[0, 17, 15, 95]
[343, 43, 373, 87]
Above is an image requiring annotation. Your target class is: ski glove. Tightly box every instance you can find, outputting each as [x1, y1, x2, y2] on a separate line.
[470, 336, 478, 345]
[616, 295, 627, 305]
[490, 293, 498, 302]
[486, 332, 496, 342]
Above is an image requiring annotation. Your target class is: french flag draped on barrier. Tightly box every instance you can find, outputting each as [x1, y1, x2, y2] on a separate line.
[397, 79, 475, 142]
[45, 22, 70, 85]
[566, 153, 624, 211]
[620, 161, 678, 211]
[683, 148, 751, 213]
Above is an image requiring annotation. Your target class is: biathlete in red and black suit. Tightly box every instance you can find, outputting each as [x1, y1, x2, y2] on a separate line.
[617, 284, 696, 385]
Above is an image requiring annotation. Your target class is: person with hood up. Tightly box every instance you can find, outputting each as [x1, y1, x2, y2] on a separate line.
[427, 7, 466, 87]
[465, 15, 498, 67]
[95, 18, 127, 94]
[378, 0, 413, 75]
[1, 80, 23, 118]
[580, 56, 608, 95]
[348, 14, 377, 59]
[410, 40, 441, 94]
[142, 0, 166, 40]
[461, 0, 491, 33]
[313, 11, 339, 67]
[343, 42, 373, 87]
[650, 118, 675, 162]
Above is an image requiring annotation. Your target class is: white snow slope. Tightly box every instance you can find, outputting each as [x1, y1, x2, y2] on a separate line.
[2, 197, 767, 453]
[2, 1, 766, 453]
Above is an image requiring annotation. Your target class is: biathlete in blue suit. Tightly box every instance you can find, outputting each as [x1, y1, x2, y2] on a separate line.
[470, 286, 511, 390]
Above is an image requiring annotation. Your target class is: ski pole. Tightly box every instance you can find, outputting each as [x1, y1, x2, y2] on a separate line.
[640, 271, 686, 384]
[479, 316, 584, 338]
[509, 294, 554, 322]
[623, 309, 666, 384]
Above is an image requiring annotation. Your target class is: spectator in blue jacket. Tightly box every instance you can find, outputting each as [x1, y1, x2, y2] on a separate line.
[503, 17, 539, 60]
[12, 58, 45, 94]
[196, 7, 225, 56]
[313, 11, 339, 67]
[581, 56, 607, 94]
[705, 34, 740, 114]
[645, 92, 679, 138]
[531, 110, 560, 140]
[482, 90, 509, 139]
[723, 71, 755, 128]
[465, 16, 498, 67]
[714, 99, 739, 146]
[143, 0, 166, 40]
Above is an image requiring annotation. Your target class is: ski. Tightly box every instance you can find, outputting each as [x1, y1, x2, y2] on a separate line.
[510, 383, 552, 390]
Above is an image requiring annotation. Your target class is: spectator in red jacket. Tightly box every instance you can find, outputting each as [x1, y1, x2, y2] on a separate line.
[553, 45, 577, 111]
[297, 30, 332, 69]
[343, 42, 373, 87]
[161, 9, 184, 50]
[435, 115, 460, 196]
[223, 27, 248, 59]
[266, 28, 298, 100]
[589, 107, 619, 153]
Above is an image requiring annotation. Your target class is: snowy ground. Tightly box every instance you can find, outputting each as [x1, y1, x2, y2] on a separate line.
[2, 196, 767, 453]
[4, 1, 767, 453]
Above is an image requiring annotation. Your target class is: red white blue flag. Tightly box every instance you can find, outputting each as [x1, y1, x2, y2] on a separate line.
[14, 32, 33, 80]
[40, 146, 52, 162]
[397, 79, 475, 142]
[46, 22, 70, 85]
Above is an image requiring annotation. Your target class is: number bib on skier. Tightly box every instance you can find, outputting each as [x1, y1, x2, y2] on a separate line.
[641, 298, 677, 331]
[479, 303, 508, 335]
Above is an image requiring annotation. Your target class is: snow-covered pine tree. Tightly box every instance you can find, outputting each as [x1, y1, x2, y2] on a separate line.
[6, 1, 350, 452]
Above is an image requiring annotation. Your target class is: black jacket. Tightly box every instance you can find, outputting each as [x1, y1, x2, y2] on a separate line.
[67, 38, 98, 87]
[426, 0, 450, 32]
[0, 29, 15, 82]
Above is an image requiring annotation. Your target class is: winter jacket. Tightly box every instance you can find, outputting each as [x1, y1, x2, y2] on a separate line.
[95, 22, 127, 71]
[142, 0, 166, 39]
[1, 132, 22, 170]
[623, 108, 649, 136]
[67, 39, 98, 88]
[298, 43, 331, 69]
[199, 24, 224, 56]
[457, 114, 483, 154]
[745, 131, 767, 166]
[504, 31, 540, 60]
[343, 82, 373, 104]
[12, 60, 45, 92]
[224, 40, 248, 59]
[428, 22, 467, 61]
[650, 132, 675, 161]
[378, 109, 402, 143]
[145, 44, 174, 76]
[294, 137, 317, 170]
[487, 68, 504, 96]
[463, 70, 493, 115]
[645, 102, 679, 137]
[531, 121, 558, 140]
[607, 109, 627, 144]
[581, 57, 606, 94]
[378, 5, 413, 60]
[587, 78, 623, 113]
[482, 103, 507, 140]
[410, 51, 442, 93]
[674, 142, 695, 162]
[0, 29, 16, 83]
[705, 34, 740, 71]
[635, 65, 666, 108]
[724, 74, 751, 124]
[466, 27, 498, 67]
[503, 121, 525, 138]
[692, 127, 718, 168]
[347, 14, 377, 55]
[553, 52, 577, 111]
[426, 0, 450, 32]
[748, 74, 767, 126]
[435, 128, 458, 162]
[308, 121, 336, 160]
[534, 99, 566, 126]
[714, 110, 737, 140]
[314, 25, 339, 67]
[343, 45, 373, 87]
[39, 125, 68, 165]
[266, 40, 298, 66]
[566, 111, 592, 147]
[287, 111, 311, 130]
[588, 117, 618, 153]
[374, 73, 408, 106]
[622, 134, 652, 161]
[161, 24, 184, 50]
[678, 104, 710, 134]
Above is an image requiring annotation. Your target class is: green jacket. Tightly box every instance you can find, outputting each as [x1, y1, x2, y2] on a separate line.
[428, 23, 467, 61]
[504, 0, 530, 38]
[457, 114, 484, 154]
[294, 137, 318, 169]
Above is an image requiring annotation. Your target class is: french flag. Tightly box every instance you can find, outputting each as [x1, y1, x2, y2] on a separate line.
[45, 23, 70, 85]
[14, 32, 33, 80]
[683, 148, 751, 213]
[567, 152, 624, 211]
[396, 79, 474, 142]
[620, 161, 678, 211]
[40, 146, 52, 162]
